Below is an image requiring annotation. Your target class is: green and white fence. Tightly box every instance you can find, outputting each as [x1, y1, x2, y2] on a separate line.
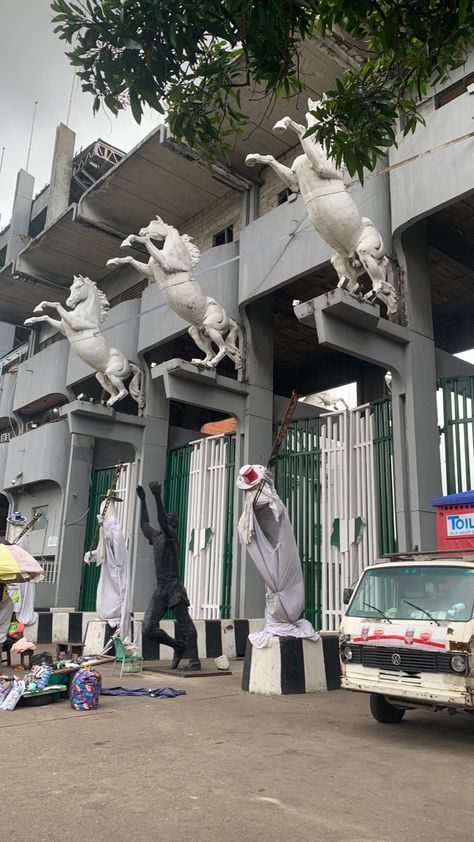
[274, 398, 397, 631]
[164, 433, 235, 620]
[163, 400, 397, 630]
[79, 461, 137, 611]
[438, 375, 474, 494]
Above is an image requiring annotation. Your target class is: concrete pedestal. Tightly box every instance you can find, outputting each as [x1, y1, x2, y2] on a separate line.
[241, 636, 327, 695]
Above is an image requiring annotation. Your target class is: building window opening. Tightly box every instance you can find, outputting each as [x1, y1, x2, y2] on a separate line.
[32, 505, 48, 531]
[212, 226, 233, 247]
[435, 71, 474, 109]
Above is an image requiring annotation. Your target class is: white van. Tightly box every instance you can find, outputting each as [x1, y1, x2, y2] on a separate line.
[339, 552, 474, 723]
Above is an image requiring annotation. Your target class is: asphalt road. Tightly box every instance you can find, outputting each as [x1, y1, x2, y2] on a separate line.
[2, 661, 473, 842]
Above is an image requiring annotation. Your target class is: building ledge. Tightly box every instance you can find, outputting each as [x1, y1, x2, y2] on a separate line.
[151, 358, 248, 395]
[294, 288, 409, 345]
[60, 400, 146, 426]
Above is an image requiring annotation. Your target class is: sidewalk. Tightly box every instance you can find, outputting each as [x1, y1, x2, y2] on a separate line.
[3, 658, 474, 842]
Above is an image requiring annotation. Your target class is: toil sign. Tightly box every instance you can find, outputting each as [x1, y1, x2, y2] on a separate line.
[447, 514, 474, 537]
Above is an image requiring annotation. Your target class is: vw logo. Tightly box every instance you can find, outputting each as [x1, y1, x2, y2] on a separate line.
[391, 653, 402, 666]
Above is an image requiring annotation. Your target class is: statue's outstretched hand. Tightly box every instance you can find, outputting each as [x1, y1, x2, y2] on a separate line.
[136, 485, 146, 500]
[149, 481, 162, 495]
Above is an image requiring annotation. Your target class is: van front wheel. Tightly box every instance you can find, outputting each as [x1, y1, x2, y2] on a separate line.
[369, 693, 405, 723]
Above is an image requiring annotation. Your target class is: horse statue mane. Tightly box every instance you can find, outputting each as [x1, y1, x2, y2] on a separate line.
[180, 234, 201, 267]
[73, 275, 110, 324]
[145, 216, 201, 267]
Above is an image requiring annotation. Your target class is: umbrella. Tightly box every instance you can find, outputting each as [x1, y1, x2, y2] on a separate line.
[0, 543, 44, 583]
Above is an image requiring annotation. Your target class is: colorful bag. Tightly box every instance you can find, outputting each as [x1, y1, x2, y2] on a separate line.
[70, 667, 102, 711]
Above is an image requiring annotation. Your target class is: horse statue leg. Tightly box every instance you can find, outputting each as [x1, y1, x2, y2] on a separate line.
[202, 312, 242, 371]
[355, 220, 397, 315]
[95, 371, 120, 405]
[188, 325, 215, 366]
[128, 363, 146, 417]
[331, 253, 361, 294]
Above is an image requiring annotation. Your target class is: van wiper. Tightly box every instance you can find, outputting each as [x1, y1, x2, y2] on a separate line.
[363, 602, 392, 623]
[402, 599, 440, 626]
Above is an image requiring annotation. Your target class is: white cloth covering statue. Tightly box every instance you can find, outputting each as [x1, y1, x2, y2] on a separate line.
[6, 511, 38, 628]
[246, 98, 397, 315]
[106, 217, 242, 371]
[84, 493, 132, 643]
[24, 276, 145, 415]
[237, 464, 320, 648]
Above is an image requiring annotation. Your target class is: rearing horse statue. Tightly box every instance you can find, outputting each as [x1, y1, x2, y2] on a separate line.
[24, 275, 146, 415]
[106, 217, 242, 371]
[246, 98, 397, 315]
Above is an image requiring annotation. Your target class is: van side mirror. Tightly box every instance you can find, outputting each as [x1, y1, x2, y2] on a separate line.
[343, 587, 353, 605]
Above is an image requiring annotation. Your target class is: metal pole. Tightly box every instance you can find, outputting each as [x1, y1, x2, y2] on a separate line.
[26, 101, 38, 172]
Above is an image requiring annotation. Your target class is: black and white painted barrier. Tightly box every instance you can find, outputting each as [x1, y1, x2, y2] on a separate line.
[26, 613, 264, 660]
[241, 636, 328, 695]
[26, 613, 341, 689]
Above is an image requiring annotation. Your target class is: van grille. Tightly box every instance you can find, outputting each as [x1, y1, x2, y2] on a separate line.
[349, 645, 462, 674]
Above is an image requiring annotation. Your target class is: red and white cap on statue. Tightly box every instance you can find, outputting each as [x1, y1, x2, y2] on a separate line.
[236, 464, 266, 490]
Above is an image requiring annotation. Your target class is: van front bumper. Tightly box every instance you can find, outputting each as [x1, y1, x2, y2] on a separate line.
[342, 666, 473, 709]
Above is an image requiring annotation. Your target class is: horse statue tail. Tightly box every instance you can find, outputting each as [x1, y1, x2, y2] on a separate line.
[129, 363, 146, 417]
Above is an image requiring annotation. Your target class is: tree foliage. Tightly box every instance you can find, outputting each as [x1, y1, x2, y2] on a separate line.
[50, 0, 474, 180]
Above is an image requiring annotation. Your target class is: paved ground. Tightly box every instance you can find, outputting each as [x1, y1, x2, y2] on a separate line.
[2, 657, 474, 842]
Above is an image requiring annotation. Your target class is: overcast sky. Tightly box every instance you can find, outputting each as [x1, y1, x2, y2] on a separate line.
[0, 0, 159, 226]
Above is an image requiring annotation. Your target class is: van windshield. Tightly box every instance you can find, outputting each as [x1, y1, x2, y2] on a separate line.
[347, 566, 474, 622]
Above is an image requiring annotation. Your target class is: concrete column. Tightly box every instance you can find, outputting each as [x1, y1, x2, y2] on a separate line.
[5, 169, 34, 264]
[395, 222, 441, 549]
[46, 124, 75, 227]
[0, 323, 16, 357]
[131, 374, 170, 612]
[55, 433, 94, 607]
[234, 297, 274, 617]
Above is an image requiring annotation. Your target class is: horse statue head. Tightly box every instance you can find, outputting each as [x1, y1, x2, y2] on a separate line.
[138, 217, 201, 267]
[66, 275, 110, 324]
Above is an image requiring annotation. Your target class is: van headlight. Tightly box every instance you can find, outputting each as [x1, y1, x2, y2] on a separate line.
[450, 655, 466, 674]
[343, 645, 353, 662]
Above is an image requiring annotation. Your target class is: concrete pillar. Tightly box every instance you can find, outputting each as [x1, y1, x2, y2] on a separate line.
[46, 123, 75, 227]
[55, 433, 94, 607]
[5, 169, 34, 264]
[394, 221, 441, 549]
[0, 323, 16, 357]
[131, 375, 170, 612]
[234, 297, 274, 617]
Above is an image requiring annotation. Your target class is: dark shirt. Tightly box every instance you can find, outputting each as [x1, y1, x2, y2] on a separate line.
[149, 529, 180, 582]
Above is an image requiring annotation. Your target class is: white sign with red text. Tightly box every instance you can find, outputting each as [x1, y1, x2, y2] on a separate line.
[352, 623, 448, 651]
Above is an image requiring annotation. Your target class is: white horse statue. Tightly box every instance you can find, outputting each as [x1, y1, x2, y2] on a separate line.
[24, 275, 146, 415]
[245, 98, 397, 315]
[106, 217, 242, 371]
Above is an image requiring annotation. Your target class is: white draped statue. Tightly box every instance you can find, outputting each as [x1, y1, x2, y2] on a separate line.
[237, 465, 320, 648]
[85, 496, 132, 642]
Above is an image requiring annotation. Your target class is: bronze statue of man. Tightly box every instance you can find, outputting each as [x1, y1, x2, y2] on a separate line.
[136, 481, 201, 671]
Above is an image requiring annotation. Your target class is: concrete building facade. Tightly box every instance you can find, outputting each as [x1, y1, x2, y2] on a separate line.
[0, 43, 473, 624]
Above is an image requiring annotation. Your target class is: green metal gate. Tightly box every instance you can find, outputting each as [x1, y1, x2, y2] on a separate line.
[164, 445, 192, 582]
[273, 398, 397, 628]
[79, 465, 117, 611]
[164, 434, 235, 619]
[372, 398, 398, 555]
[273, 417, 321, 626]
[439, 375, 474, 493]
